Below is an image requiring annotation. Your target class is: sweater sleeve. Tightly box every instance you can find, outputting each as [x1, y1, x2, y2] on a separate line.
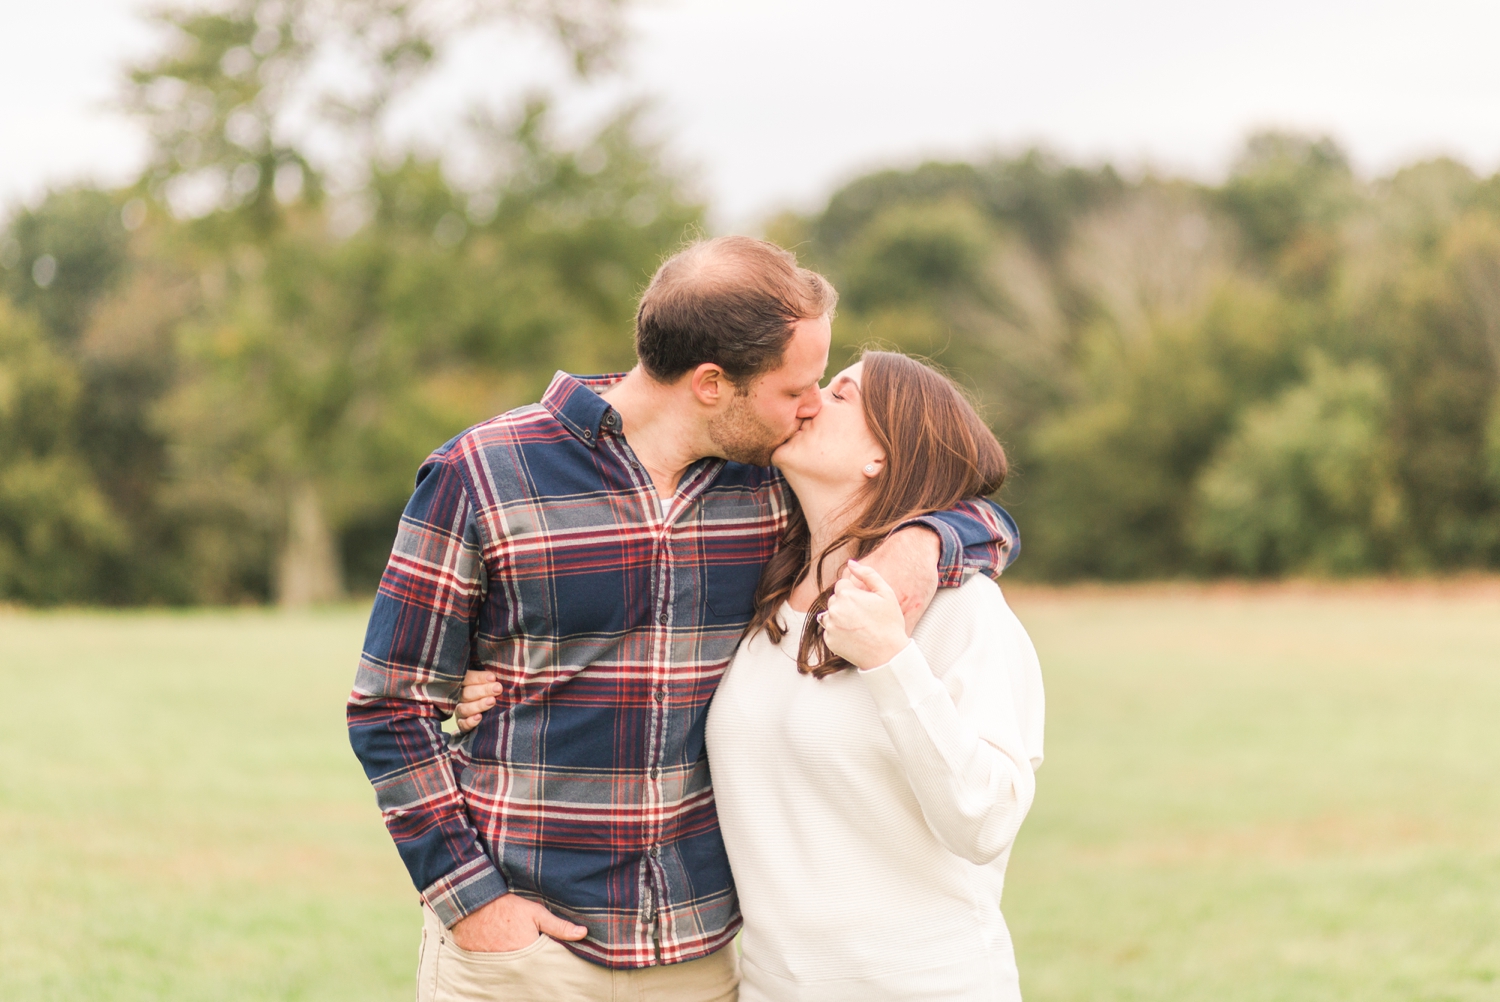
[855, 579, 1044, 865]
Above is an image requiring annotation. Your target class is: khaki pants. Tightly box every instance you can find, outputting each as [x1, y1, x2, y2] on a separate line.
[416, 905, 739, 1002]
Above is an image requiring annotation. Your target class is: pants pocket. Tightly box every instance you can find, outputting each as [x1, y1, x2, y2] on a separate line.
[434, 933, 553, 1000]
[418, 902, 566, 1002]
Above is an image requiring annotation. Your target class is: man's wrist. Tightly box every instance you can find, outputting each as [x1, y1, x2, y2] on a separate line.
[897, 516, 963, 586]
[424, 860, 510, 929]
[888, 523, 941, 549]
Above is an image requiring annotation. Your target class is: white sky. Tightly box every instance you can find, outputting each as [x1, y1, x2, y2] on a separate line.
[4, 0, 1500, 229]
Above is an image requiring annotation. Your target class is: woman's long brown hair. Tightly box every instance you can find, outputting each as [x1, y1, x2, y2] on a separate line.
[746, 350, 1008, 678]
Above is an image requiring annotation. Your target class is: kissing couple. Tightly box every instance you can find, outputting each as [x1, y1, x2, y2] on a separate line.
[348, 235, 1045, 1001]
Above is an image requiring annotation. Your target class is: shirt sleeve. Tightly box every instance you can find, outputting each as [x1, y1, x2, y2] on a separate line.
[856, 581, 1044, 865]
[346, 450, 509, 927]
[900, 498, 1021, 587]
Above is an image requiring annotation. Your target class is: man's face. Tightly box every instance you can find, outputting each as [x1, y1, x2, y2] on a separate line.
[707, 315, 830, 467]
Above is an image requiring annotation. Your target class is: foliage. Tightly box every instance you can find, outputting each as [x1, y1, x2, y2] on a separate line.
[778, 135, 1500, 580]
[0, 303, 125, 602]
[2, 0, 1500, 599]
[1192, 356, 1404, 574]
[1, 188, 131, 342]
[1217, 131, 1355, 264]
[0, 0, 700, 606]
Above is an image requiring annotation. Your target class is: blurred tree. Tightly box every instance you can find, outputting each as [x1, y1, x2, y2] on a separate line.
[1, 188, 131, 343]
[1384, 215, 1500, 566]
[1021, 286, 1308, 577]
[1217, 132, 1355, 264]
[806, 151, 1122, 264]
[11, 39, 1500, 601]
[1192, 356, 1403, 575]
[156, 103, 699, 601]
[771, 150, 1122, 486]
[0, 191, 202, 603]
[119, 0, 687, 605]
[0, 302, 125, 603]
[125, 0, 625, 231]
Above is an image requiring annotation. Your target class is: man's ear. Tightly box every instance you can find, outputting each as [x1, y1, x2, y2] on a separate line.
[689, 363, 731, 408]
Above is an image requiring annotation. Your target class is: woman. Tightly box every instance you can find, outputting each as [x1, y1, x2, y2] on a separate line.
[458, 351, 1044, 1001]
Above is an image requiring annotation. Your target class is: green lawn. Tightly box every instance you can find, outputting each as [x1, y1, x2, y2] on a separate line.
[1003, 583, 1500, 1002]
[2, 585, 1498, 1000]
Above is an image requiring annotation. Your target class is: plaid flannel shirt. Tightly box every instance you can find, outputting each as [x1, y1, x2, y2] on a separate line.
[347, 371, 1020, 969]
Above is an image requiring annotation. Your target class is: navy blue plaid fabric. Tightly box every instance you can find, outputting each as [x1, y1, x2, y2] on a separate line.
[347, 371, 1020, 968]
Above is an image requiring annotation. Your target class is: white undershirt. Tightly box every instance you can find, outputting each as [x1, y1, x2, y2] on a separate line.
[705, 575, 1045, 1002]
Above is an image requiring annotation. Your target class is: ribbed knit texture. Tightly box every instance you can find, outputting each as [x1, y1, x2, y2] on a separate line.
[705, 575, 1045, 1002]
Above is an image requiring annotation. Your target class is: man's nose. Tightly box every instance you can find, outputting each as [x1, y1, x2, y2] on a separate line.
[796, 388, 822, 419]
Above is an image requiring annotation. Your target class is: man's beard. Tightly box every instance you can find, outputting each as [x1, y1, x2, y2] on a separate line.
[707, 391, 788, 467]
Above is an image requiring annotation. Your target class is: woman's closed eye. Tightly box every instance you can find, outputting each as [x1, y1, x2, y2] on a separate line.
[829, 376, 859, 403]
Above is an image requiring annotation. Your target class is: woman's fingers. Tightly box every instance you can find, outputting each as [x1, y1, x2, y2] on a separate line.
[454, 692, 497, 731]
[460, 680, 502, 701]
[459, 671, 497, 697]
[822, 561, 904, 648]
[455, 697, 493, 732]
[824, 587, 876, 628]
[455, 671, 503, 733]
[833, 573, 874, 597]
[846, 559, 896, 599]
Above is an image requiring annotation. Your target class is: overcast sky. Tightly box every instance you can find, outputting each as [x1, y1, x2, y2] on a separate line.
[4, 0, 1499, 228]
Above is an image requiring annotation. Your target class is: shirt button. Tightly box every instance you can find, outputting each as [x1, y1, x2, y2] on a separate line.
[649, 766, 660, 779]
[654, 687, 666, 703]
[630, 461, 641, 470]
[649, 844, 660, 858]
[583, 428, 592, 439]
[657, 610, 668, 625]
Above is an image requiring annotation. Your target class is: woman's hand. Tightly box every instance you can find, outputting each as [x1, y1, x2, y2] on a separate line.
[820, 560, 911, 670]
[454, 670, 501, 732]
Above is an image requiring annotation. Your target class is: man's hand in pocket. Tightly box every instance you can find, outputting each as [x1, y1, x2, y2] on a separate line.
[450, 893, 588, 953]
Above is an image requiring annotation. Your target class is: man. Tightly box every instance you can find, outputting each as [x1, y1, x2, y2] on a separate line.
[347, 236, 1019, 1001]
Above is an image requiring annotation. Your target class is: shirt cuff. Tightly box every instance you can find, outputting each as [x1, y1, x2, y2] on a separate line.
[857, 638, 939, 712]
[893, 515, 966, 588]
[422, 854, 510, 928]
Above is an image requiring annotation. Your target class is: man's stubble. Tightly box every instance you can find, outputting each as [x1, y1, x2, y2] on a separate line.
[707, 389, 789, 468]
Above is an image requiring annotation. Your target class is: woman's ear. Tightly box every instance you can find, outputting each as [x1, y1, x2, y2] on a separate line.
[862, 456, 886, 479]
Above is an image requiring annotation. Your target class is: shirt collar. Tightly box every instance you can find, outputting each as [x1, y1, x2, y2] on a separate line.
[541, 371, 627, 447]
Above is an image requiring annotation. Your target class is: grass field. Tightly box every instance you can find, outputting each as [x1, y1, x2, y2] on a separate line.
[2, 583, 1499, 1000]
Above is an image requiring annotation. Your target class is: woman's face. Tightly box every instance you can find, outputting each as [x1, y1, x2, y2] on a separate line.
[771, 362, 885, 493]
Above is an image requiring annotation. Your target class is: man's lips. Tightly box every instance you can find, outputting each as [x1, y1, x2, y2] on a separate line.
[772, 422, 807, 454]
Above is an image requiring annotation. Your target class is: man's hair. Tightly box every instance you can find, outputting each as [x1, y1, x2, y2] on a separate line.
[635, 236, 838, 386]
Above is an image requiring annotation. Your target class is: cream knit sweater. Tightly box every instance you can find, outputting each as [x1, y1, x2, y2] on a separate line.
[705, 575, 1045, 1002]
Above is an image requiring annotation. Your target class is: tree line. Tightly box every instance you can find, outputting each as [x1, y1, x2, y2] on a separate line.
[772, 138, 1500, 580]
[3, 2, 1499, 605]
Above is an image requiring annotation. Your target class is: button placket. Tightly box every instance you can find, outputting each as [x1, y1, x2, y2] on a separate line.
[645, 512, 673, 921]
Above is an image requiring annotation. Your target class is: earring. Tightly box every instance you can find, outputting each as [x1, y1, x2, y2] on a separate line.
[863, 463, 876, 475]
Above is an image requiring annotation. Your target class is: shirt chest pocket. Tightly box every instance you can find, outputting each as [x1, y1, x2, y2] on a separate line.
[695, 496, 776, 623]
[499, 516, 632, 640]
